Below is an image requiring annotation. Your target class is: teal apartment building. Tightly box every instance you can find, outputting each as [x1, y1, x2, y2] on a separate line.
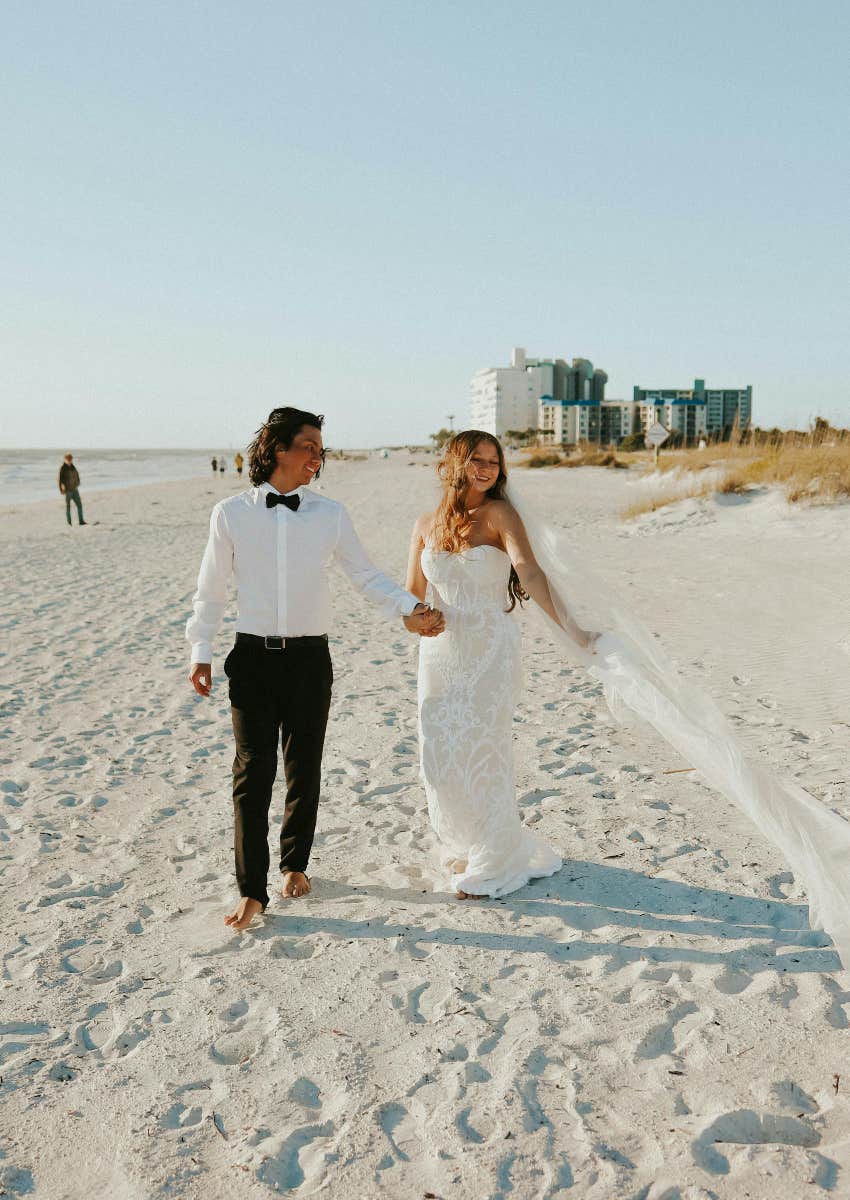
[633, 379, 753, 441]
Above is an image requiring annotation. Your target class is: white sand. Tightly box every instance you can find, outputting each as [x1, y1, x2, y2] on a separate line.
[2, 457, 849, 1199]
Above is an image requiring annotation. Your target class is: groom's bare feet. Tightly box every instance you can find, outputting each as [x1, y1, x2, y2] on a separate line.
[224, 897, 263, 930]
[282, 871, 311, 898]
[456, 890, 489, 900]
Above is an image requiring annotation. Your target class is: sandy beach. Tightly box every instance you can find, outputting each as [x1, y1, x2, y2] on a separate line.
[2, 454, 850, 1199]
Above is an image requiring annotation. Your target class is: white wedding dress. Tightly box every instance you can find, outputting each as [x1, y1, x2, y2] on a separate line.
[418, 544, 562, 896]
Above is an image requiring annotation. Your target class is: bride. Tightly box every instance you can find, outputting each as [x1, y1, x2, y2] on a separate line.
[408, 430, 850, 967]
[406, 430, 596, 900]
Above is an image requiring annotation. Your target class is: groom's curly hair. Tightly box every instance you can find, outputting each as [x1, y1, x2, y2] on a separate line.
[247, 407, 325, 485]
[434, 430, 528, 612]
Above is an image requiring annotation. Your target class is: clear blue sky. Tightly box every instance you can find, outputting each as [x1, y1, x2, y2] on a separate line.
[2, 0, 848, 448]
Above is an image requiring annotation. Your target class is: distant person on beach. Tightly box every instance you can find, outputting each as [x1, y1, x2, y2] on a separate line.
[211, 456, 218, 473]
[186, 406, 445, 932]
[234, 452, 244, 477]
[58, 453, 86, 526]
[219, 457, 226, 474]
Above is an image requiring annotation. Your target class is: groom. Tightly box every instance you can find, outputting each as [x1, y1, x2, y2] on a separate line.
[187, 407, 444, 931]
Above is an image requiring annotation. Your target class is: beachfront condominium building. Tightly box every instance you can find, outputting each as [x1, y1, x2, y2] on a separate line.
[633, 379, 753, 441]
[471, 347, 608, 441]
[541, 392, 640, 448]
[538, 358, 608, 444]
[599, 400, 639, 445]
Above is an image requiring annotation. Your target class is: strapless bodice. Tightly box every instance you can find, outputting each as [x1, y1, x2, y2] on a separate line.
[421, 545, 511, 614]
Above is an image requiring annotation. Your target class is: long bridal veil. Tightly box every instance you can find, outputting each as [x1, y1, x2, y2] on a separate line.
[506, 482, 850, 972]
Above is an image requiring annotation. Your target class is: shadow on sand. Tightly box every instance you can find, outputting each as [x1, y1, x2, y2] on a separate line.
[247, 859, 841, 976]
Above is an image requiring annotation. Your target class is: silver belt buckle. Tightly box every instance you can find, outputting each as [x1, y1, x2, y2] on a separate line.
[264, 636, 285, 650]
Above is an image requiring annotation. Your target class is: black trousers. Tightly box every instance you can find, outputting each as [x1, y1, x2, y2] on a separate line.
[224, 638, 333, 909]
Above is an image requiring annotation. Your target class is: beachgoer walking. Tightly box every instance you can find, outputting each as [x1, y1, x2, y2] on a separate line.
[211, 457, 218, 473]
[234, 452, 244, 477]
[58, 454, 86, 526]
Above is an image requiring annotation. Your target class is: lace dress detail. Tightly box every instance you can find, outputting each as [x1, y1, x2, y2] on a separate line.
[418, 545, 562, 896]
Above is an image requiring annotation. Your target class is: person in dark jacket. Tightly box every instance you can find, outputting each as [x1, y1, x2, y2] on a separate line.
[58, 453, 86, 526]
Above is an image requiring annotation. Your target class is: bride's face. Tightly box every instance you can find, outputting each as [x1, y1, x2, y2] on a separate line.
[465, 440, 501, 497]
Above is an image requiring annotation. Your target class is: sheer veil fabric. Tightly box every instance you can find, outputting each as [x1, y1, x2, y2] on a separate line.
[506, 483, 850, 972]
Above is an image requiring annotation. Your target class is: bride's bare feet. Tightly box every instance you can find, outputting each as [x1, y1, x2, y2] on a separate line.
[282, 871, 311, 898]
[456, 890, 488, 900]
[224, 897, 263, 930]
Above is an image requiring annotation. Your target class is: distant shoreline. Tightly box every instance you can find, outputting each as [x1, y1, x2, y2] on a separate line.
[0, 446, 435, 508]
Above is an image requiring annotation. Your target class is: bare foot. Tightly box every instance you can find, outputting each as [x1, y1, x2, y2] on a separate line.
[282, 871, 311, 898]
[456, 890, 489, 900]
[224, 897, 264, 930]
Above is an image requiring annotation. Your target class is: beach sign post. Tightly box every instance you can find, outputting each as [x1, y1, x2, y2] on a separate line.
[646, 421, 669, 467]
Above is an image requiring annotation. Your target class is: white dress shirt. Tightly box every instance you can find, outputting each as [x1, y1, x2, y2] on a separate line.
[186, 482, 419, 664]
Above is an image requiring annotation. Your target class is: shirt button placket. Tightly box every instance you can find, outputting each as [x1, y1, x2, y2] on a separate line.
[277, 504, 287, 635]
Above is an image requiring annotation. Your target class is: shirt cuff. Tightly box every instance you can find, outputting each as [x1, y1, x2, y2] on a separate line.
[401, 592, 423, 617]
[191, 642, 212, 665]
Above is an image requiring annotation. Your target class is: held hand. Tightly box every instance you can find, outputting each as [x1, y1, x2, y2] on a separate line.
[189, 662, 212, 696]
[419, 610, 446, 637]
[403, 603, 446, 637]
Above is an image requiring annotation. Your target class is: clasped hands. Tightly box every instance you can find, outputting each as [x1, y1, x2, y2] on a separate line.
[404, 602, 445, 638]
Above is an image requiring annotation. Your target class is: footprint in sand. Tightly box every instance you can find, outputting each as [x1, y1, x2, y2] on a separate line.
[691, 1108, 822, 1174]
[250, 1123, 337, 1191]
[160, 1102, 205, 1130]
[454, 1106, 485, 1144]
[771, 1081, 819, 1113]
[35, 879, 124, 909]
[86, 958, 124, 985]
[267, 938, 317, 960]
[375, 1100, 418, 1172]
[209, 1002, 279, 1065]
[47, 1062, 78, 1082]
[73, 1003, 112, 1054]
[0, 1021, 52, 1088]
[0, 1158, 36, 1196]
[288, 1077, 322, 1109]
[634, 1001, 703, 1060]
[101, 1022, 148, 1060]
[390, 982, 428, 1024]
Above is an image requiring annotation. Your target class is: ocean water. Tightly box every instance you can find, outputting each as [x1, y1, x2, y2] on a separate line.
[0, 448, 242, 506]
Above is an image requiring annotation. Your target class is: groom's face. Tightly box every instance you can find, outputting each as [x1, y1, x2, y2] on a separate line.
[277, 424, 325, 485]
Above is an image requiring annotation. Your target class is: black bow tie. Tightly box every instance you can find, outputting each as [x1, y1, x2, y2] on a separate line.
[266, 492, 300, 512]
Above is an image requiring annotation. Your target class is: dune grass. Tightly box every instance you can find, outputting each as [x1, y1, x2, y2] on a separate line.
[524, 444, 627, 469]
[622, 433, 850, 520]
[561, 447, 628, 469]
[525, 452, 564, 468]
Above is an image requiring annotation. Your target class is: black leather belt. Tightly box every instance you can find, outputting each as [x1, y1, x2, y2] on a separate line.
[235, 632, 329, 651]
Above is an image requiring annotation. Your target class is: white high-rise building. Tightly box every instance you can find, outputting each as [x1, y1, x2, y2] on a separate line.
[470, 347, 545, 437]
[471, 347, 608, 440]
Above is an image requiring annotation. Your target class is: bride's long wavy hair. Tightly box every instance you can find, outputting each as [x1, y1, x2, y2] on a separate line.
[434, 430, 528, 612]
